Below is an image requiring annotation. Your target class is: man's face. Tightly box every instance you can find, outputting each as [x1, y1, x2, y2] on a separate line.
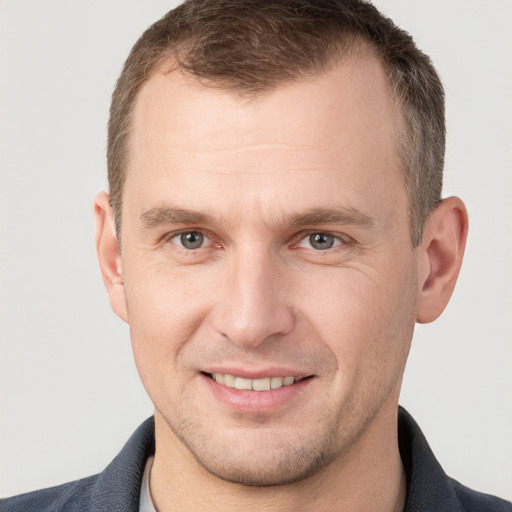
[116, 56, 421, 485]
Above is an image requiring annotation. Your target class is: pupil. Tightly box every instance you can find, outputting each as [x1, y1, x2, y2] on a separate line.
[181, 232, 203, 249]
[310, 233, 334, 250]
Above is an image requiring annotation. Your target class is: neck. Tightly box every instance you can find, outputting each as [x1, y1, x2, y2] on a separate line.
[149, 404, 406, 512]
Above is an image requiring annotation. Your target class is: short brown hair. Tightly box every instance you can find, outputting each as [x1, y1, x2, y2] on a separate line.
[108, 0, 445, 246]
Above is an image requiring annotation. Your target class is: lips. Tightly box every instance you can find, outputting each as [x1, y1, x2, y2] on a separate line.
[210, 373, 302, 391]
[203, 370, 312, 412]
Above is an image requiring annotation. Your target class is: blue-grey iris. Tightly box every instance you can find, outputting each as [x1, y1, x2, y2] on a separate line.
[309, 233, 335, 250]
[180, 232, 204, 249]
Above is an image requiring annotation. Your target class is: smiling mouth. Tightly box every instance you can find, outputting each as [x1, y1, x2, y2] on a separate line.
[208, 373, 307, 391]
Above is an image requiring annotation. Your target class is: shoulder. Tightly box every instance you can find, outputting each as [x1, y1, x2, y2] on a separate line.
[398, 407, 512, 511]
[0, 475, 98, 512]
[450, 479, 512, 512]
[0, 417, 155, 512]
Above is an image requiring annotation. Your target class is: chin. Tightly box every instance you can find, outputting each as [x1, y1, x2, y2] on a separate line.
[170, 417, 344, 487]
[192, 440, 339, 487]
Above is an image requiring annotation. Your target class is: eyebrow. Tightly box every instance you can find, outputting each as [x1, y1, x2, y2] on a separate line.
[140, 205, 375, 230]
[140, 207, 216, 228]
[288, 207, 375, 228]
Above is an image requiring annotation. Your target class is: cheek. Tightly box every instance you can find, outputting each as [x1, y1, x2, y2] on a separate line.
[123, 265, 213, 392]
[297, 264, 417, 381]
[125, 257, 209, 331]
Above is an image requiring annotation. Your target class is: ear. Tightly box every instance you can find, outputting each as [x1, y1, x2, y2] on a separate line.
[416, 196, 469, 324]
[94, 191, 128, 323]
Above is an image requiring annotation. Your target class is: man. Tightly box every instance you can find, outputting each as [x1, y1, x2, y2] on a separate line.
[2, 0, 510, 510]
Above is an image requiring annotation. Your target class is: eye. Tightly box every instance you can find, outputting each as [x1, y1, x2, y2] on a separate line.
[297, 232, 343, 251]
[171, 231, 208, 250]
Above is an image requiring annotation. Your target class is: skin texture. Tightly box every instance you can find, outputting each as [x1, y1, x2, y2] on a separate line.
[95, 55, 468, 511]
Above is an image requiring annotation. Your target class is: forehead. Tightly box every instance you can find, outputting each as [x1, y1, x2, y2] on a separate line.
[131, 54, 401, 158]
[125, 56, 406, 228]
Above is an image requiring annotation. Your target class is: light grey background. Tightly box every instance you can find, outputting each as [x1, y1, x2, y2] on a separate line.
[1, 0, 511, 501]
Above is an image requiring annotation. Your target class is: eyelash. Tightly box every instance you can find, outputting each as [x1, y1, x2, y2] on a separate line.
[294, 232, 349, 251]
[164, 230, 351, 252]
[166, 231, 215, 250]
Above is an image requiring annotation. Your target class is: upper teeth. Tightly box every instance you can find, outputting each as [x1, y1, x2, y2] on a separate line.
[212, 373, 298, 391]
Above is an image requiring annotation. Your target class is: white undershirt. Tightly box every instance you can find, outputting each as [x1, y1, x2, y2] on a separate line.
[139, 456, 158, 512]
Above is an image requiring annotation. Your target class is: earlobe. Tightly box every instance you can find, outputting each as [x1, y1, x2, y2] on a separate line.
[416, 197, 469, 324]
[94, 191, 128, 323]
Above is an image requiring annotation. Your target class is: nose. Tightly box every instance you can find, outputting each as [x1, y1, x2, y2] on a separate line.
[211, 246, 295, 348]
